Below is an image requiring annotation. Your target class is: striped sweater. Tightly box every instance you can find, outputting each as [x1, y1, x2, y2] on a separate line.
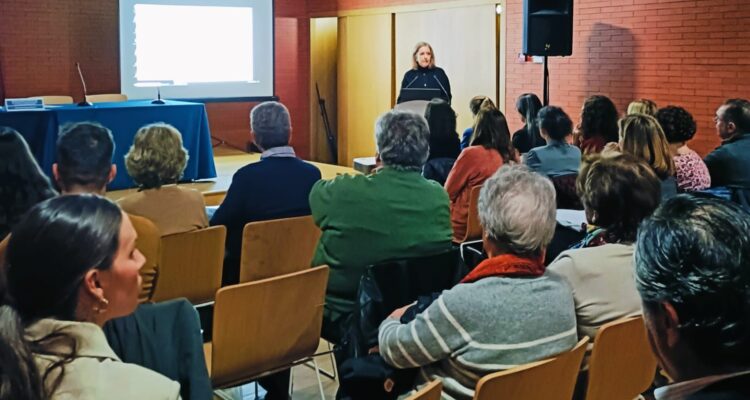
[378, 271, 578, 399]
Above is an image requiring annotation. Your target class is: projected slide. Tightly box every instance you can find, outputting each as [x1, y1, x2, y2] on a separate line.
[120, 0, 274, 100]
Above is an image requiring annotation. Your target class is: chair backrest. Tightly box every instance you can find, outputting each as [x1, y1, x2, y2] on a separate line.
[85, 93, 128, 103]
[585, 316, 658, 400]
[128, 214, 161, 303]
[474, 337, 589, 400]
[462, 185, 483, 242]
[151, 226, 226, 305]
[239, 215, 321, 282]
[209, 266, 329, 388]
[550, 173, 583, 210]
[406, 380, 443, 400]
[31, 95, 74, 105]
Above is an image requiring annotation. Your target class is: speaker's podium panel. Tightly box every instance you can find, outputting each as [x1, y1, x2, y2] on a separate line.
[523, 0, 574, 56]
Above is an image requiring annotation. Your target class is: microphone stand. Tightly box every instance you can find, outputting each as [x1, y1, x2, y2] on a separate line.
[76, 62, 92, 107]
[151, 87, 165, 104]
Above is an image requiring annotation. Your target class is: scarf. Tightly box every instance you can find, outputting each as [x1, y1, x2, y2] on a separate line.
[460, 254, 545, 284]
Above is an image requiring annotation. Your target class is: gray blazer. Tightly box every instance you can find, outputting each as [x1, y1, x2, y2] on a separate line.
[524, 140, 581, 177]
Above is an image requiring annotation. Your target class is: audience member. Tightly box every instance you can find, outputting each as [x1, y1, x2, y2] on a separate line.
[548, 153, 660, 340]
[53, 122, 116, 195]
[619, 113, 677, 200]
[524, 106, 581, 177]
[119, 123, 208, 236]
[379, 165, 577, 399]
[460, 96, 494, 149]
[311, 110, 452, 342]
[627, 98, 658, 116]
[3, 195, 180, 399]
[445, 107, 512, 241]
[636, 195, 750, 398]
[512, 93, 546, 153]
[704, 98, 750, 188]
[211, 101, 321, 285]
[0, 127, 57, 239]
[574, 95, 619, 154]
[422, 98, 460, 185]
[656, 106, 711, 192]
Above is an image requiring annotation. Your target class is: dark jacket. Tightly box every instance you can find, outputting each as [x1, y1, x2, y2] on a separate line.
[704, 132, 750, 188]
[397, 66, 451, 103]
[686, 373, 750, 399]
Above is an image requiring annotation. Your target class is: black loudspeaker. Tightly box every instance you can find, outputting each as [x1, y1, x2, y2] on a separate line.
[523, 0, 574, 56]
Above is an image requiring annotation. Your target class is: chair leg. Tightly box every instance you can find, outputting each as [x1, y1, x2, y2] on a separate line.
[288, 368, 294, 398]
[312, 358, 326, 400]
[328, 341, 338, 382]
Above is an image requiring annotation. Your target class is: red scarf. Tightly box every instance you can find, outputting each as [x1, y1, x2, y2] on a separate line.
[460, 254, 545, 284]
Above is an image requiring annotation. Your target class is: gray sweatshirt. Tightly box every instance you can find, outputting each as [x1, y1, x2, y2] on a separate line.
[378, 271, 578, 399]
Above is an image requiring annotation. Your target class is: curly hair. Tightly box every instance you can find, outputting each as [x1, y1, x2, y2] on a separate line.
[125, 123, 188, 189]
[579, 95, 619, 143]
[656, 106, 697, 144]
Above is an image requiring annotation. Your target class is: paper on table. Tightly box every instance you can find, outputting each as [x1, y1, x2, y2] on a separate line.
[556, 209, 587, 232]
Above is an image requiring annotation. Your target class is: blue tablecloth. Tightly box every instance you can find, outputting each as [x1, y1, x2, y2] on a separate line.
[0, 100, 217, 191]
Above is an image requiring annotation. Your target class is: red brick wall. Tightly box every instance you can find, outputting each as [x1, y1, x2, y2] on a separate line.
[504, 0, 750, 156]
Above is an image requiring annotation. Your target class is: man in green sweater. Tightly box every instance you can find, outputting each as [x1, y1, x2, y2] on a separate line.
[310, 110, 453, 342]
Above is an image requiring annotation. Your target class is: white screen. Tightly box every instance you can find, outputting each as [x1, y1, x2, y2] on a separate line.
[120, 0, 274, 100]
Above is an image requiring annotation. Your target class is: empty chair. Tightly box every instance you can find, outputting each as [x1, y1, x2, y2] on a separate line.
[584, 316, 658, 400]
[474, 337, 589, 400]
[239, 215, 321, 282]
[30, 95, 74, 105]
[406, 380, 443, 400]
[86, 93, 128, 103]
[203, 266, 329, 398]
[128, 214, 161, 302]
[151, 225, 226, 305]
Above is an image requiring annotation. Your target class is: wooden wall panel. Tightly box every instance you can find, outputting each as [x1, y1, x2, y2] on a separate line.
[310, 18, 339, 163]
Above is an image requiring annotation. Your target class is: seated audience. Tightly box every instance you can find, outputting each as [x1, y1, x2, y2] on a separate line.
[524, 106, 581, 177]
[512, 93, 546, 154]
[574, 95, 619, 154]
[0, 127, 57, 239]
[460, 96, 494, 149]
[3, 195, 180, 399]
[311, 110, 452, 342]
[211, 101, 321, 285]
[445, 106, 513, 241]
[119, 123, 208, 236]
[53, 122, 116, 195]
[422, 98, 461, 185]
[656, 106, 711, 192]
[618, 113, 677, 200]
[548, 153, 660, 340]
[704, 98, 750, 188]
[626, 98, 658, 116]
[636, 195, 750, 398]
[379, 165, 577, 399]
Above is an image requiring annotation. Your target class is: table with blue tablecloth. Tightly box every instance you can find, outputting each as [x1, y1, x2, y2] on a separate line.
[0, 100, 217, 190]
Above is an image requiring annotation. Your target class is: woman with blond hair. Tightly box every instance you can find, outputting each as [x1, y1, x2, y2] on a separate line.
[626, 98, 658, 117]
[618, 113, 677, 200]
[119, 123, 208, 236]
[397, 41, 451, 103]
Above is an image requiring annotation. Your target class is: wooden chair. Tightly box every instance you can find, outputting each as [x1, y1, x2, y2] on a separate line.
[462, 185, 483, 242]
[151, 225, 226, 305]
[128, 214, 161, 303]
[474, 337, 589, 400]
[204, 266, 329, 398]
[30, 95, 74, 105]
[405, 380, 442, 400]
[239, 215, 321, 282]
[584, 316, 658, 400]
[85, 93, 128, 103]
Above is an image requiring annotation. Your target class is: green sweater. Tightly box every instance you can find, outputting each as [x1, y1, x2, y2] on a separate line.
[310, 167, 453, 322]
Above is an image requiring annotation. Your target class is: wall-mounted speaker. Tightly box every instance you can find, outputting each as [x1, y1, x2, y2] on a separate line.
[522, 0, 574, 56]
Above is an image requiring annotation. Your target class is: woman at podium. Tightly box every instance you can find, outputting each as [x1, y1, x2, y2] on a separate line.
[397, 42, 452, 104]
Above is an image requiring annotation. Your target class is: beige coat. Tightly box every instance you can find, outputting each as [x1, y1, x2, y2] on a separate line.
[118, 185, 208, 237]
[27, 319, 181, 400]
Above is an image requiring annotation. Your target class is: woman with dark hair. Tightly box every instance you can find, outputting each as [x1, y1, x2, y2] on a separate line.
[548, 153, 661, 341]
[574, 95, 619, 154]
[0, 127, 57, 239]
[422, 99, 461, 185]
[444, 107, 515, 241]
[523, 106, 581, 177]
[2, 195, 180, 399]
[512, 93, 546, 154]
[656, 106, 711, 192]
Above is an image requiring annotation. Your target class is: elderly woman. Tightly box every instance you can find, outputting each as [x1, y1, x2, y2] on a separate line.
[311, 110, 453, 343]
[656, 106, 711, 192]
[2, 195, 179, 399]
[379, 165, 577, 400]
[548, 153, 661, 340]
[618, 113, 677, 200]
[574, 95, 619, 154]
[119, 123, 208, 236]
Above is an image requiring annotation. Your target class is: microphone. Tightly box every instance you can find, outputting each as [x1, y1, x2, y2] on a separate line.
[432, 75, 449, 99]
[404, 75, 419, 88]
[76, 62, 92, 107]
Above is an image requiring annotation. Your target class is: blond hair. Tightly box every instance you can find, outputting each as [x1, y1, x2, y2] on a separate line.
[618, 114, 675, 179]
[411, 41, 435, 69]
[125, 123, 188, 189]
[627, 99, 658, 117]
